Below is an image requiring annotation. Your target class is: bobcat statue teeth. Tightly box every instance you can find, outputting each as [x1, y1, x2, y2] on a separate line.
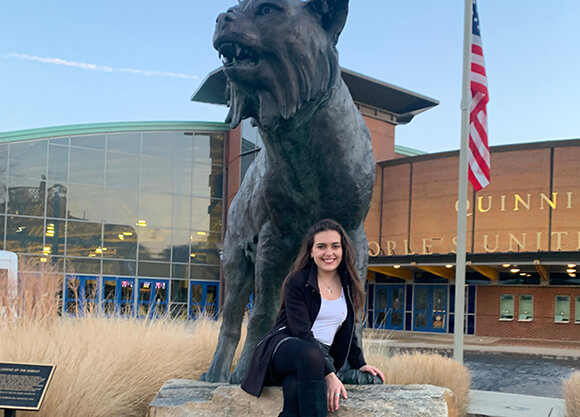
[201, 0, 376, 384]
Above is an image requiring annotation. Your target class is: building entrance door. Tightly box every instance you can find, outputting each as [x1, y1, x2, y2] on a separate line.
[189, 281, 219, 319]
[117, 278, 136, 316]
[137, 279, 169, 318]
[64, 275, 98, 315]
[374, 285, 405, 330]
[101, 277, 136, 316]
[413, 285, 448, 333]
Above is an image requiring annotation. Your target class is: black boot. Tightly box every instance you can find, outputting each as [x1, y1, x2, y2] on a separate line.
[297, 380, 327, 417]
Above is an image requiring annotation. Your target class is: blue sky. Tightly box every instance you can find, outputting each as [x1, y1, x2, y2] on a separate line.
[1, 0, 579, 153]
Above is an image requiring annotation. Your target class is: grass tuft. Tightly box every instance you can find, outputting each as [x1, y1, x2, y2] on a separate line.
[564, 370, 580, 417]
[0, 257, 62, 323]
[364, 347, 471, 417]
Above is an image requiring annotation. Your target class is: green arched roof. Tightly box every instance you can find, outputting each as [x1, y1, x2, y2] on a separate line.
[0, 121, 230, 144]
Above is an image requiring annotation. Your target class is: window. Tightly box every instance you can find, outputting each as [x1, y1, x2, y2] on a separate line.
[138, 227, 171, 261]
[518, 295, 533, 321]
[106, 152, 139, 189]
[65, 221, 102, 258]
[140, 156, 172, 193]
[7, 177, 46, 216]
[67, 184, 104, 222]
[576, 297, 580, 324]
[48, 144, 69, 182]
[69, 148, 105, 185]
[555, 295, 570, 323]
[9, 141, 47, 179]
[5, 216, 45, 255]
[500, 294, 514, 320]
[70, 134, 105, 150]
[171, 279, 188, 303]
[107, 133, 140, 154]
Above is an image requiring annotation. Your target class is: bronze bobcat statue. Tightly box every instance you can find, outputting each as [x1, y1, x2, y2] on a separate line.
[202, 0, 375, 383]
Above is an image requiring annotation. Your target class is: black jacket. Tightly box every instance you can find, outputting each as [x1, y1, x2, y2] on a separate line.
[241, 264, 366, 397]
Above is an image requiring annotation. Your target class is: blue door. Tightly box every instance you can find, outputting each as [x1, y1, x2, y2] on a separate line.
[374, 285, 405, 330]
[413, 285, 448, 333]
[137, 279, 169, 318]
[101, 277, 135, 316]
[102, 277, 117, 315]
[189, 281, 219, 319]
[64, 275, 98, 315]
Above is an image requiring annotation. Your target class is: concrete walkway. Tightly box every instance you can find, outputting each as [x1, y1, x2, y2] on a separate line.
[365, 331, 580, 360]
[468, 390, 565, 417]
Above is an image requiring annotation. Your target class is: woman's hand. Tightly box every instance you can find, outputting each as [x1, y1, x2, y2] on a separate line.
[325, 372, 347, 412]
[359, 364, 385, 383]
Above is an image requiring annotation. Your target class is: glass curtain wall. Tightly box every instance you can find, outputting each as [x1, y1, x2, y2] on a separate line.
[0, 129, 225, 317]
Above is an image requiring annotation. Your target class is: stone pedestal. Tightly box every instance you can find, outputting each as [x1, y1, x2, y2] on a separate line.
[148, 380, 458, 417]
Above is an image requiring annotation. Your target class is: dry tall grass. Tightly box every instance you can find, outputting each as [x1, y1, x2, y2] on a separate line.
[364, 346, 471, 417]
[0, 257, 62, 322]
[0, 316, 229, 417]
[0, 258, 248, 417]
[564, 371, 580, 417]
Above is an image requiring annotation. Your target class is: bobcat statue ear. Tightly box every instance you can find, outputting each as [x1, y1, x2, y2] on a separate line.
[305, 0, 349, 44]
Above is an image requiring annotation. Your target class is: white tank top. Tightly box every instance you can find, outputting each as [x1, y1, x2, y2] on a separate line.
[311, 290, 347, 345]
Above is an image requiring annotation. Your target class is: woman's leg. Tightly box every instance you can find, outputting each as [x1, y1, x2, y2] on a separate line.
[280, 373, 298, 415]
[271, 339, 326, 416]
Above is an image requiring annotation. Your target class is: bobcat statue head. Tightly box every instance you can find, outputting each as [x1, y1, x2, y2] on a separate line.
[213, 0, 348, 129]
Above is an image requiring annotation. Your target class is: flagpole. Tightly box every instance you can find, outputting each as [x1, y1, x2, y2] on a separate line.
[454, 0, 473, 364]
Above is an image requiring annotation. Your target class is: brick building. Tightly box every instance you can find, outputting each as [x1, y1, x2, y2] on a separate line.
[365, 141, 580, 341]
[195, 67, 580, 342]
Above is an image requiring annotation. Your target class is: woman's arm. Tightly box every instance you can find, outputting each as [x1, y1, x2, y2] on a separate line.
[283, 276, 317, 341]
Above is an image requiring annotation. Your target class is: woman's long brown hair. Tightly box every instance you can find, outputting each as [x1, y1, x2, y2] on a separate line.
[279, 219, 366, 315]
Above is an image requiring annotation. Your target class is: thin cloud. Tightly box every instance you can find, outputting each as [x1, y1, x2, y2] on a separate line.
[119, 67, 195, 79]
[6, 53, 198, 80]
[7, 53, 113, 72]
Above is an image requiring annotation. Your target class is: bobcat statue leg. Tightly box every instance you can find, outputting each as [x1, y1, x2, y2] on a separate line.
[349, 222, 370, 343]
[201, 241, 254, 382]
[229, 222, 296, 383]
[350, 222, 370, 288]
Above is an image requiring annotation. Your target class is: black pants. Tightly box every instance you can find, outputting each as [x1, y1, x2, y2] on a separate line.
[270, 338, 326, 414]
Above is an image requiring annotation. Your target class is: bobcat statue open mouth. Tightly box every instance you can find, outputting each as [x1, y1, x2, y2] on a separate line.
[217, 41, 259, 68]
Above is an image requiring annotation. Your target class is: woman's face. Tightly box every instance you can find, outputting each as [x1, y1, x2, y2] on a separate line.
[310, 230, 343, 274]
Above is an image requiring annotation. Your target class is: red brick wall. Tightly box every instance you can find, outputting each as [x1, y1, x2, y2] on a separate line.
[476, 286, 580, 341]
[225, 125, 242, 213]
[362, 115, 395, 163]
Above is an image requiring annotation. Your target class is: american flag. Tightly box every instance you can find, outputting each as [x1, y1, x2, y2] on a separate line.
[468, 0, 490, 191]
